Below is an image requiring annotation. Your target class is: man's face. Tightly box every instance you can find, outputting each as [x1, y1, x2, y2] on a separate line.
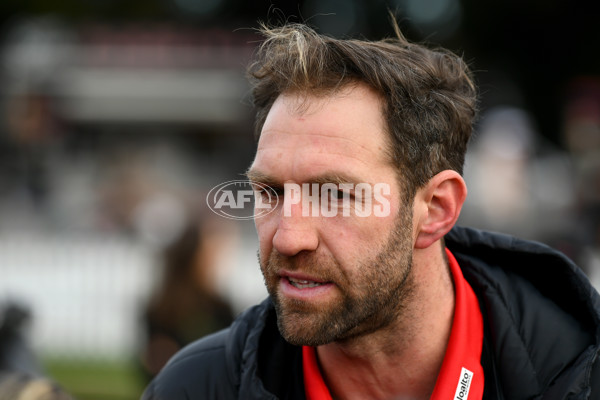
[248, 84, 416, 346]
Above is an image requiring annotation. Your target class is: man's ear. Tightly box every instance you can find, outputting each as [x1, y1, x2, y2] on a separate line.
[414, 170, 467, 249]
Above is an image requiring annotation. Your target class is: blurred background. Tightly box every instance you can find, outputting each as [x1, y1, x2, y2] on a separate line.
[0, 0, 598, 398]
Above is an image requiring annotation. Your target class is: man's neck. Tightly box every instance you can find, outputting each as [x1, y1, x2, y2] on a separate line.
[315, 243, 455, 400]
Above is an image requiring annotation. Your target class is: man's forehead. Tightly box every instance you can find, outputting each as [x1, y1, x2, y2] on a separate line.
[258, 85, 388, 150]
[274, 89, 348, 117]
[250, 83, 396, 185]
[274, 84, 381, 117]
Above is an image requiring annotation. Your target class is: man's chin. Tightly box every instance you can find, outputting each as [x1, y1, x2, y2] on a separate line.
[278, 323, 334, 347]
[275, 308, 337, 346]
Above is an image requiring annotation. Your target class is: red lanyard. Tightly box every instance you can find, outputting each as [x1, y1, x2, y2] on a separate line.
[429, 248, 484, 400]
[303, 345, 333, 400]
[303, 249, 484, 400]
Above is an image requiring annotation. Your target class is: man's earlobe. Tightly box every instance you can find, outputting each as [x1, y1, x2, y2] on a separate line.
[414, 170, 467, 249]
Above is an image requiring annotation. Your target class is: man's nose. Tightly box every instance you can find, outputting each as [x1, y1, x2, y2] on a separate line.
[272, 197, 319, 257]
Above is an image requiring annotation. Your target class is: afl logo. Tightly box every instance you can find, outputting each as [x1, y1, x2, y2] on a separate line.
[206, 180, 279, 220]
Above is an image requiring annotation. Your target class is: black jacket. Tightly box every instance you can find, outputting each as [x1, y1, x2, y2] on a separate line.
[142, 226, 600, 399]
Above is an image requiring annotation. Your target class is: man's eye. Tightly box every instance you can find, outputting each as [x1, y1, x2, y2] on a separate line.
[253, 185, 282, 199]
[271, 187, 284, 196]
[327, 189, 351, 202]
[333, 190, 344, 200]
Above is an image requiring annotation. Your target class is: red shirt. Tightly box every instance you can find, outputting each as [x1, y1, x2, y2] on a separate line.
[303, 248, 484, 400]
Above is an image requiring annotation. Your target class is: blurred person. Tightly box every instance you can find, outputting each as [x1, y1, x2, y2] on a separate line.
[0, 17, 69, 217]
[143, 22, 600, 399]
[3, 89, 61, 212]
[462, 107, 538, 236]
[563, 77, 600, 282]
[460, 106, 576, 242]
[0, 302, 40, 379]
[563, 77, 600, 159]
[0, 302, 72, 400]
[140, 219, 234, 379]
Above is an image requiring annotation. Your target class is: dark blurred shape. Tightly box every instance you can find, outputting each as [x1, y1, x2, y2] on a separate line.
[302, 0, 365, 37]
[563, 77, 600, 158]
[391, 0, 463, 41]
[562, 77, 600, 279]
[0, 302, 72, 400]
[174, 0, 225, 17]
[0, 302, 40, 377]
[140, 220, 234, 379]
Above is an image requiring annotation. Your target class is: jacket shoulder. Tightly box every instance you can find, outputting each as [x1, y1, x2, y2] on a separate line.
[141, 329, 234, 400]
[447, 226, 600, 398]
[141, 300, 272, 400]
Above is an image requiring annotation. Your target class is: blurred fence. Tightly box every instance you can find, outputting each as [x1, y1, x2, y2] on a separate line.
[0, 232, 157, 360]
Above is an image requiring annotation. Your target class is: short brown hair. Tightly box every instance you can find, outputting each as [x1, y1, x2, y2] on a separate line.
[248, 22, 477, 200]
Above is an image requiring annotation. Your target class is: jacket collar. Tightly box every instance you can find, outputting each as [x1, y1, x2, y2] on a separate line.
[447, 226, 600, 399]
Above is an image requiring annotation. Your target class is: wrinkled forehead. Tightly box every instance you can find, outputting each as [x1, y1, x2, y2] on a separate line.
[257, 85, 390, 156]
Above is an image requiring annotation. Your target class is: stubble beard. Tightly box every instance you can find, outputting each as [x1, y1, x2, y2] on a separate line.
[259, 213, 415, 347]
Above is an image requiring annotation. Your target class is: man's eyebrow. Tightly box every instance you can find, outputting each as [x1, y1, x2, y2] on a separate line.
[245, 169, 363, 186]
[245, 169, 281, 186]
[308, 173, 363, 186]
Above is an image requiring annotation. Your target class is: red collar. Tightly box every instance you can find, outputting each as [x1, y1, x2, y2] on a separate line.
[303, 345, 331, 400]
[303, 248, 484, 400]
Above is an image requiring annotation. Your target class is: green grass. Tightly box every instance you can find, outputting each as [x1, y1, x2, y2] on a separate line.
[42, 358, 147, 400]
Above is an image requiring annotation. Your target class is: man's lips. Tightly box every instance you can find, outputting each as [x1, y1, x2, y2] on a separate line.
[278, 271, 335, 299]
[279, 271, 329, 287]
